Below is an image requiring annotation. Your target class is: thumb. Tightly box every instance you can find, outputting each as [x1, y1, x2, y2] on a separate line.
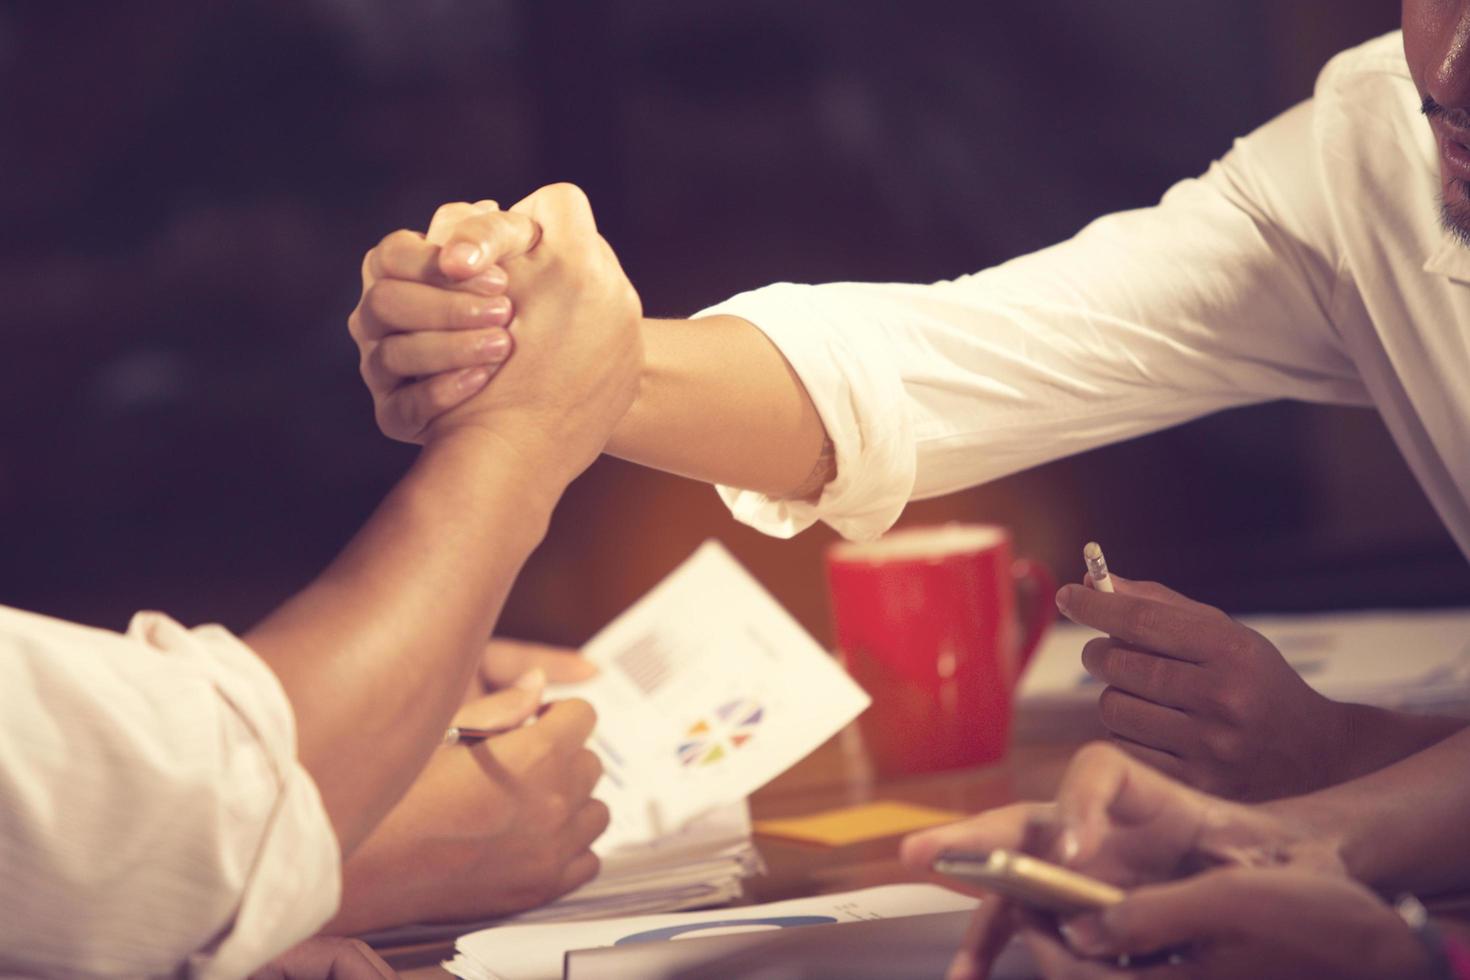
[437, 208, 541, 280]
[508, 182, 599, 239]
[425, 199, 499, 246]
[451, 668, 545, 731]
[1069, 872, 1240, 958]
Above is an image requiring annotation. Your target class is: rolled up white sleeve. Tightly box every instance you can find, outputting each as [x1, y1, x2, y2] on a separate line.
[701, 98, 1369, 541]
[0, 605, 340, 979]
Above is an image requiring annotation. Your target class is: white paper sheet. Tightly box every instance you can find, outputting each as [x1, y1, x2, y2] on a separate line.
[445, 883, 979, 980]
[546, 540, 872, 851]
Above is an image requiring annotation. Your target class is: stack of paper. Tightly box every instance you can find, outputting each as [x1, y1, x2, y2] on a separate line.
[1019, 608, 1470, 716]
[504, 800, 761, 925]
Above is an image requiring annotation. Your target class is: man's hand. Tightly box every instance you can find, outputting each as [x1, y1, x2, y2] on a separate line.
[249, 938, 397, 980]
[1017, 868, 1432, 980]
[350, 201, 517, 444]
[350, 187, 643, 475]
[900, 743, 1339, 980]
[327, 697, 608, 934]
[1058, 575, 1346, 800]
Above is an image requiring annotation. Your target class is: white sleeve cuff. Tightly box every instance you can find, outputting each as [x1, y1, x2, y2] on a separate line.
[697, 282, 916, 541]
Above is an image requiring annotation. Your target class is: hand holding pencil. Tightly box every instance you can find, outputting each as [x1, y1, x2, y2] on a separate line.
[1060, 546, 1347, 800]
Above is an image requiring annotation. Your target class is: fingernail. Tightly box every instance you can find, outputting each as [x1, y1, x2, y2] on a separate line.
[446, 242, 483, 270]
[1060, 913, 1111, 955]
[466, 296, 511, 325]
[476, 331, 512, 360]
[457, 367, 490, 392]
[1055, 586, 1073, 614]
[465, 269, 508, 295]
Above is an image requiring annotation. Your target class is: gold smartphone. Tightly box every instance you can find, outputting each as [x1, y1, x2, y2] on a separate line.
[932, 848, 1125, 913]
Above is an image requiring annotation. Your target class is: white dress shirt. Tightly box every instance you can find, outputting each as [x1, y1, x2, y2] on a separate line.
[703, 31, 1470, 557]
[0, 606, 340, 978]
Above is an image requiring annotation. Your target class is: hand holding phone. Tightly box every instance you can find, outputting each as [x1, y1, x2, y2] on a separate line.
[932, 848, 1125, 914]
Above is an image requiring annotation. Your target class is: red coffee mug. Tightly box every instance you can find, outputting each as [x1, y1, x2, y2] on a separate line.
[825, 524, 1055, 777]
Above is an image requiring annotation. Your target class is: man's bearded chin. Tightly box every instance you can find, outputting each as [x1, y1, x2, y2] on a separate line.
[1441, 182, 1470, 247]
[1441, 186, 1470, 246]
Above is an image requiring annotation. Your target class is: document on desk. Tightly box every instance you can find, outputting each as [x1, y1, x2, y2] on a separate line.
[547, 540, 872, 853]
[445, 883, 980, 980]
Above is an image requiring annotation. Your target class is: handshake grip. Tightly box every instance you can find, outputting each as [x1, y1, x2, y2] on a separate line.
[354, 184, 644, 479]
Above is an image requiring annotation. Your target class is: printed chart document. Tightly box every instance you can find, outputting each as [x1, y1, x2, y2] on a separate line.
[446, 884, 980, 980]
[546, 540, 872, 853]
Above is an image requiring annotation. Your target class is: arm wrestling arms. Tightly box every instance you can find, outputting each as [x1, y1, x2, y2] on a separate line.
[248, 187, 636, 856]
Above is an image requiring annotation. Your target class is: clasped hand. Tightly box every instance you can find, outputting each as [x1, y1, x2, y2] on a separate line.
[349, 183, 643, 483]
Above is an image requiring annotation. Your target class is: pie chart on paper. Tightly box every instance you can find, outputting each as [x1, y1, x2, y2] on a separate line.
[676, 698, 765, 768]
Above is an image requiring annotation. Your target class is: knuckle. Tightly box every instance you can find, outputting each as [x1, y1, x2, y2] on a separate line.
[1218, 632, 1258, 665]
[1206, 683, 1252, 726]
[427, 371, 467, 410]
[1080, 637, 1111, 673]
[431, 200, 474, 225]
[544, 181, 590, 208]
[1200, 723, 1246, 764]
[1096, 686, 1130, 732]
[362, 279, 396, 322]
[375, 336, 408, 377]
[1123, 602, 1165, 640]
[379, 229, 423, 271]
[542, 793, 570, 826]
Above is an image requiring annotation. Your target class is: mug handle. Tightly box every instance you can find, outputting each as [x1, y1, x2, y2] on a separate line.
[1010, 558, 1057, 677]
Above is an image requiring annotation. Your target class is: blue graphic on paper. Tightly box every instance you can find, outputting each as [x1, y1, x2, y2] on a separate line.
[614, 915, 838, 944]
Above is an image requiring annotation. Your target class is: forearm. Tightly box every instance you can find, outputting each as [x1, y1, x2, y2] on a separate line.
[1266, 724, 1470, 895]
[1330, 703, 1467, 783]
[607, 315, 830, 497]
[246, 429, 566, 853]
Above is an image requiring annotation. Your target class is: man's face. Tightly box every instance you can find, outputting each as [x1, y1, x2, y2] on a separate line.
[1404, 1, 1470, 242]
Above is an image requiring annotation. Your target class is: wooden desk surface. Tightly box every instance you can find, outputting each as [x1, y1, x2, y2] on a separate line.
[384, 725, 1081, 977]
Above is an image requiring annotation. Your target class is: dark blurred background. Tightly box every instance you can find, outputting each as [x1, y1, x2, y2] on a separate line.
[1, 1, 1464, 648]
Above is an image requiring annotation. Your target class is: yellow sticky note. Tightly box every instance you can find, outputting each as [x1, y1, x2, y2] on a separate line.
[754, 800, 967, 847]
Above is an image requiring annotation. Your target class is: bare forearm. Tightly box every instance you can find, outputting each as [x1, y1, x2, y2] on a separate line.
[607, 315, 830, 497]
[247, 430, 565, 852]
[1331, 703, 1467, 783]
[1267, 724, 1470, 895]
